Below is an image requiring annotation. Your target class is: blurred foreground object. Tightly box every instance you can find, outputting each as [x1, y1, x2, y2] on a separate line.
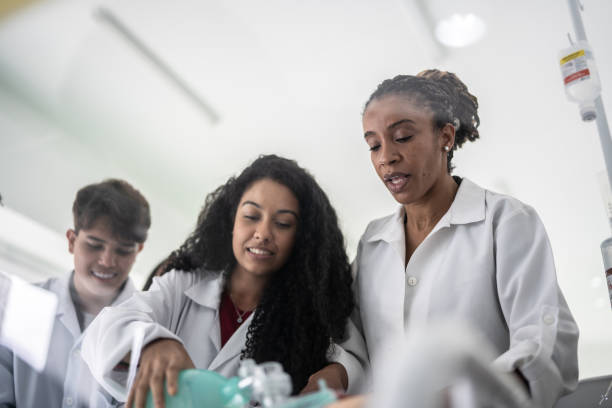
[0, 270, 57, 371]
[369, 320, 532, 408]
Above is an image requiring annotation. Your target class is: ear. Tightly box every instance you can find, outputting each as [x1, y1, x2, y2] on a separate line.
[439, 123, 456, 151]
[66, 229, 77, 254]
[136, 242, 144, 254]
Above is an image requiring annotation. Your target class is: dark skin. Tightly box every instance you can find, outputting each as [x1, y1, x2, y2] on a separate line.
[363, 95, 458, 262]
[354, 94, 530, 404]
[299, 363, 348, 394]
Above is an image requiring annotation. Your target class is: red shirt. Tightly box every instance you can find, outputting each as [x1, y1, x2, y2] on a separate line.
[219, 291, 253, 347]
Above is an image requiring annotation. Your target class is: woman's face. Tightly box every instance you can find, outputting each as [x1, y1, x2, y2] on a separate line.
[362, 94, 454, 205]
[232, 178, 299, 279]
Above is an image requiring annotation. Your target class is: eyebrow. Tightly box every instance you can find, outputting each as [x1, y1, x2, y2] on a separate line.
[242, 201, 299, 219]
[242, 200, 261, 209]
[277, 209, 299, 219]
[364, 118, 416, 138]
[86, 236, 106, 243]
[85, 235, 135, 248]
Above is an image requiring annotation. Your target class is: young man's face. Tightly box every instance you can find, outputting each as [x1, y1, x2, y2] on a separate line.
[67, 216, 143, 299]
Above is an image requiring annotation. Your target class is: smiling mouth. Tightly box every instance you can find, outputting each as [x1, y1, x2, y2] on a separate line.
[91, 270, 118, 280]
[247, 247, 273, 256]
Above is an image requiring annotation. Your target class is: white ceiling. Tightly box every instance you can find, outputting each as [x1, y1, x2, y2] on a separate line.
[1, 0, 611, 377]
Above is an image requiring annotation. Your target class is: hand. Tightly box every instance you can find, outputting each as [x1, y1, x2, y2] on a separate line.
[127, 338, 195, 408]
[326, 395, 367, 408]
[299, 363, 348, 395]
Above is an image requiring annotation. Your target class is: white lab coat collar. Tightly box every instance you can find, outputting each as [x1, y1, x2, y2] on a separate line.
[183, 271, 224, 310]
[52, 274, 81, 339]
[446, 178, 486, 225]
[183, 271, 254, 371]
[52, 272, 137, 340]
[366, 177, 486, 246]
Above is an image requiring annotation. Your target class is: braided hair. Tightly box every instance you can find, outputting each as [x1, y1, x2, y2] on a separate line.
[165, 154, 354, 392]
[363, 69, 480, 172]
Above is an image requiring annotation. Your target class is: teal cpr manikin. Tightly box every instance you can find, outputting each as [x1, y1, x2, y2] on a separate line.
[144, 359, 337, 408]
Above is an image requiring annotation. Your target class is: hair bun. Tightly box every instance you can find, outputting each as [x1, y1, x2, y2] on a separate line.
[417, 69, 480, 145]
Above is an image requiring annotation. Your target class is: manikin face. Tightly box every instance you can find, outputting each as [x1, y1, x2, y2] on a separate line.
[67, 217, 143, 299]
[231, 178, 299, 279]
[362, 95, 454, 205]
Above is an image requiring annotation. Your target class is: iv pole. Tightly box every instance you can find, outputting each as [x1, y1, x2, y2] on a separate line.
[566, 0, 612, 199]
[566, 3, 612, 404]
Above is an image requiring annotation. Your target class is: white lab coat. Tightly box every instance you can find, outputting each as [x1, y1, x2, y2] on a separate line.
[0, 272, 136, 408]
[81, 269, 365, 402]
[350, 178, 579, 408]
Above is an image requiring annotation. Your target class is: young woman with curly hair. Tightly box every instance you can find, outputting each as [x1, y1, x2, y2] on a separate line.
[82, 155, 364, 408]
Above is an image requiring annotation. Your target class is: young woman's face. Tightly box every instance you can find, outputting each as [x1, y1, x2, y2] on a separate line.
[362, 94, 453, 205]
[232, 178, 299, 279]
[67, 217, 143, 298]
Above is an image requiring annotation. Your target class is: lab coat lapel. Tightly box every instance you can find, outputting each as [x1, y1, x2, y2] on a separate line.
[362, 209, 406, 341]
[208, 313, 253, 371]
[57, 274, 137, 341]
[208, 316, 221, 354]
[112, 278, 137, 305]
[406, 178, 486, 324]
[406, 177, 486, 263]
[447, 178, 486, 225]
[365, 207, 406, 263]
[54, 274, 82, 340]
[184, 274, 225, 357]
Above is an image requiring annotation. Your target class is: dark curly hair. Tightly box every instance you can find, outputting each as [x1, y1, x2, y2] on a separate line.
[165, 154, 354, 392]
[72, 179, 150, 242]
[363, 69, 480, 173]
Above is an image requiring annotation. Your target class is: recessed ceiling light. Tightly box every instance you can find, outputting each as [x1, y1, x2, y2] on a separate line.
[435, 13, 486, 48]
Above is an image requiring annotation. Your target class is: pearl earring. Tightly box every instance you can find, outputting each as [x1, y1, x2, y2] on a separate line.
[444, 146, 450, 152]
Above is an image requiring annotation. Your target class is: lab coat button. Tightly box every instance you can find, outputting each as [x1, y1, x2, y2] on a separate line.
[65, 396, 73, 406]
[407, 276, 418, 286]
[543, 315, 555, 325]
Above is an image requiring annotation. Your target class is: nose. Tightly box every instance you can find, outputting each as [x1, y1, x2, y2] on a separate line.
[378, 141, 399, 166]
[98, 248, 117, 268]
[254, 220, 272, 242]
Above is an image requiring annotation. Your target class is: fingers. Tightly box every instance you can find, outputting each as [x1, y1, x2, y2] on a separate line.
[126, 339, 194, 407]
[127, 367, 146, 408]
[126, 384, 135, 408]
[166, 364, 181, 396]
[127, 365, 165, 408]
[127, 375, 157, 408]
[132, 379, 151, 408]
[149, 369, 167, 408]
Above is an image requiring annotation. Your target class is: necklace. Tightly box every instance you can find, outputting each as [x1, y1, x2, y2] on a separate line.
[229, 295, 250, 323]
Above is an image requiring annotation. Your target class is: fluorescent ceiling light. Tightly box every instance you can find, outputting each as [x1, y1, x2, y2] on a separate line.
[95, 7, 220, 125]
[435, 13, 486, 48]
